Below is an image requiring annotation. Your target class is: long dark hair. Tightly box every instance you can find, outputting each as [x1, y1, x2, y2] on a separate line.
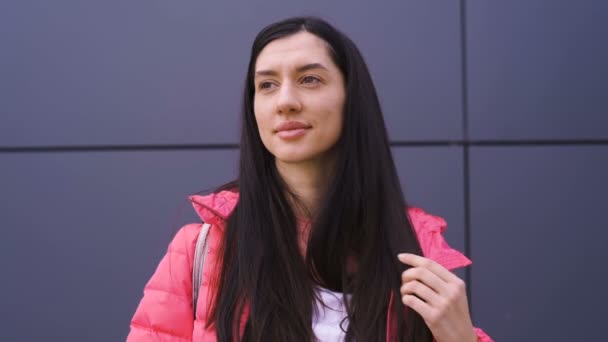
[210, 16, 432, 341]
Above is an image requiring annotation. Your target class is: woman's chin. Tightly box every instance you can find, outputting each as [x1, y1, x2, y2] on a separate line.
[274, 154, 312, 164]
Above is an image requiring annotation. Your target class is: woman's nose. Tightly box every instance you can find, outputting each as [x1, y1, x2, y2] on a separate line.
[276, 83, 302, 114]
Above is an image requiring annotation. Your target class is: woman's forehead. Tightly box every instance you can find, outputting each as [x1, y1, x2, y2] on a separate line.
[255, 32, 334, 72]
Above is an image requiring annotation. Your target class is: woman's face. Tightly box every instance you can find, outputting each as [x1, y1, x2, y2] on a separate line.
[253, 31, 346, 165]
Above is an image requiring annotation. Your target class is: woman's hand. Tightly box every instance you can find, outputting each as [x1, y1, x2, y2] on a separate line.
[397, 253, 477, 342]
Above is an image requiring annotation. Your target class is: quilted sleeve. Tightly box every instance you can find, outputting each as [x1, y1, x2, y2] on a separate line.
[127, 223, 202, 342]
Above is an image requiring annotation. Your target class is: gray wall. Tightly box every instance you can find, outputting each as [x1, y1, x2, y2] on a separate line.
[1, 1, 606, 341]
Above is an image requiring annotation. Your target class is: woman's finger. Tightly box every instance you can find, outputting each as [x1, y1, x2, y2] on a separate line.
[398, 253, 459, 284]
[401, 294, 435, 322]
[401, 266, 448, 294]
[400, 280, 442, 307]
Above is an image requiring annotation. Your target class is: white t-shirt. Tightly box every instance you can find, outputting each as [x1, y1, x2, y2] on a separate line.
[312, 287, 351, 342]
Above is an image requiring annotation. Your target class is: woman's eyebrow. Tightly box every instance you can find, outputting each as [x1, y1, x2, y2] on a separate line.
[295, 63, 328, 73]
[255, 63, 329, 78]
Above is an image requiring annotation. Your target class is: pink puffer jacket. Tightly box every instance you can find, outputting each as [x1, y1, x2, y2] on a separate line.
[127, 190, 492, 341]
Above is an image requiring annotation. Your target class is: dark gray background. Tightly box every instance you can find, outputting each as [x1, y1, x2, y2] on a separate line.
[1, 1, 606, 341]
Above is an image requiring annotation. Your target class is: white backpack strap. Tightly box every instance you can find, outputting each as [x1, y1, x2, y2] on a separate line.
[192, 222, 212, 318]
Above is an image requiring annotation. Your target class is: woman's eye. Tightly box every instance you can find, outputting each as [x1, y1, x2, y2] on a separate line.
[302, 76, 321, 84]
[259, 82, 274, 90]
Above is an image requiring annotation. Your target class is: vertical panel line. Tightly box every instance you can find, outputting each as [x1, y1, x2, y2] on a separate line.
[459, 0, 474, 315]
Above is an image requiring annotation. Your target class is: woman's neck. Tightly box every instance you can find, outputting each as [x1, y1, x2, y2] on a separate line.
[275, 154, 335, 219]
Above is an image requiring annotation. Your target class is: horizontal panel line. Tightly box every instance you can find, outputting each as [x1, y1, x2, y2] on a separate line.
[391, 139, 608, 147]
[1, 139, 607, 153]
[465, 139, 608, 146]
[0, 144, 240, 153]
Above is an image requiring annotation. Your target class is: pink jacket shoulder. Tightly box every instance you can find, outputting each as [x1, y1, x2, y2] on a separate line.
[406, 207, 472, 271]
[406, 207, 493, 341]
[127, 223, 202, 341]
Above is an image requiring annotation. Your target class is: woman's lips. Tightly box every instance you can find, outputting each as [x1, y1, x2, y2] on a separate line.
[275, 121, 311, 140]
[277, 127, 309, 139]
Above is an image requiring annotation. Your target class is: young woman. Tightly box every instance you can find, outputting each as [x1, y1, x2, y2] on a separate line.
[127, 16, 492, 342]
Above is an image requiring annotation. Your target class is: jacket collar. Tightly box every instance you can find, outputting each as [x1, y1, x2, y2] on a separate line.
[189, 190, 239, 225]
